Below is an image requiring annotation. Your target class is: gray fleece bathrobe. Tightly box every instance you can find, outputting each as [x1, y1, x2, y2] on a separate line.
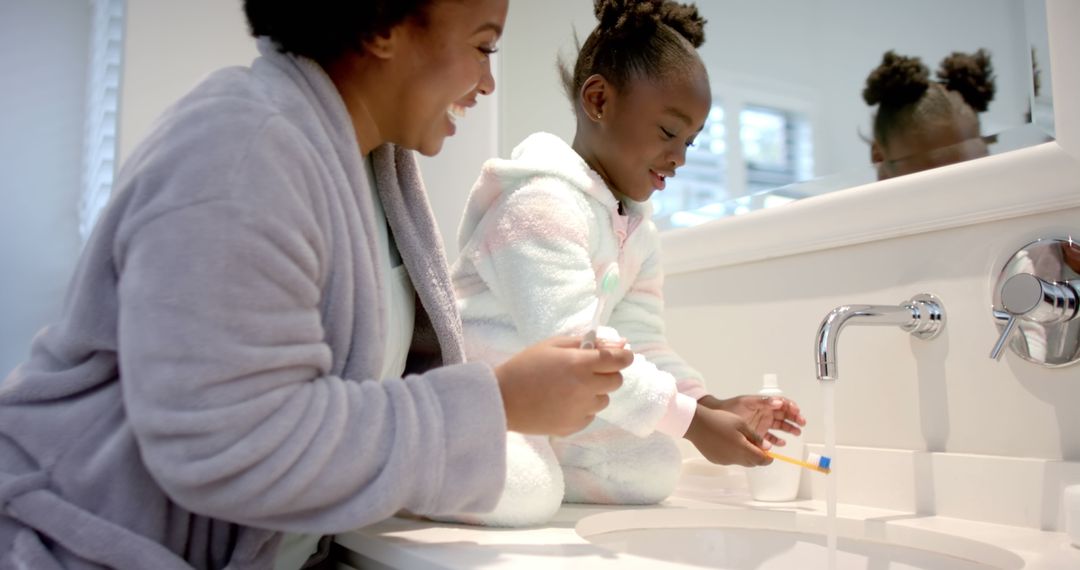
[0, 40, 507, 569]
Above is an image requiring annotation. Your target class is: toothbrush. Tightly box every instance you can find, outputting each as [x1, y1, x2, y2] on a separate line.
[580, 263, 620, 349]
[766, 450, 832, 474]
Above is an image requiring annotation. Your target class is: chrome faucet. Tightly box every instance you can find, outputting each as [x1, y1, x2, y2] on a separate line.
[815, 294, 946, 381]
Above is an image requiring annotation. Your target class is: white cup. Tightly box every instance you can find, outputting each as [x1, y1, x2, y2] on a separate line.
[746, 438, 804, 502]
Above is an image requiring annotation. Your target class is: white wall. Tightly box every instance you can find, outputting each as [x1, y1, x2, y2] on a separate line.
[497, 0, 593, 158]
[0, 0, 90, 376]
[664, 206, 1080, 461]
[118, 0, 257, 162]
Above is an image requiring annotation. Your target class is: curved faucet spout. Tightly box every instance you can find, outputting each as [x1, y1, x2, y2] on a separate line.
[815, 294, 946, 382]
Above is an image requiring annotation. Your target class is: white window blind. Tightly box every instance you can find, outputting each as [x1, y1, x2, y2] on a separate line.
[79, 0, 124, 242]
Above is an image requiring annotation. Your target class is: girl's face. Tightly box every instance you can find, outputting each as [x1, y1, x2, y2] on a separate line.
[383, 0, 507, 156]
[593, 72, 711, 203]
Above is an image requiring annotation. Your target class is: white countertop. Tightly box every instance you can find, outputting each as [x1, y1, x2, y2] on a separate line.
[334, 490, 1080, 569]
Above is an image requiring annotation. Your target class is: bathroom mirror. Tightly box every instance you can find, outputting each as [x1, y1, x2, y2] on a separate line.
[498, 0, 1054, 230]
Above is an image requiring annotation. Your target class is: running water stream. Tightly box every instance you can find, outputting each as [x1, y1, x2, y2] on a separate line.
[823, 380, 837, 570]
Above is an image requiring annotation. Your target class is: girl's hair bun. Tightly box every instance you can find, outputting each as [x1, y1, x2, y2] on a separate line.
[863, 50, 931, 108]
[594, 0, 706, 47]
[937, 49, 996, 112]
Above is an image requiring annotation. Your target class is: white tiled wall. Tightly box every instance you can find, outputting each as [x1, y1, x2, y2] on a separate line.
[663, 205, 1080, 461]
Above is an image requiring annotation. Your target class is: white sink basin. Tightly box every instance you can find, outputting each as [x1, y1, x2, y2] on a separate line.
[576, 507, 1026, 569]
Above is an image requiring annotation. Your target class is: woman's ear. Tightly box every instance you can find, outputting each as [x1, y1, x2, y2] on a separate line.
[580, 74, 610, 122]
[363, 28, 400, 60]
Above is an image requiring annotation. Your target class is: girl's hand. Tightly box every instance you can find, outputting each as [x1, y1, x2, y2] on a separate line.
[698, 394, 805, 447]
[684, 406, 771, 467]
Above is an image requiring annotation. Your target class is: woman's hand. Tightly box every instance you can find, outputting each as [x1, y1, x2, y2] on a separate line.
[495, 336, 632, 436]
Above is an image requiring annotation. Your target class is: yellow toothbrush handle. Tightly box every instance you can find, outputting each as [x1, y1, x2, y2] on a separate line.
[766, 451, 831, 474]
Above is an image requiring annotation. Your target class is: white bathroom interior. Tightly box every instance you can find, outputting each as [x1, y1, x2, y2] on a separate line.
[2, 0, 1079, 568]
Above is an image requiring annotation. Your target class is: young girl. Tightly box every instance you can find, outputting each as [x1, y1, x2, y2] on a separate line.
[864, 49, 997, 180]
[442, 0, 805, 527]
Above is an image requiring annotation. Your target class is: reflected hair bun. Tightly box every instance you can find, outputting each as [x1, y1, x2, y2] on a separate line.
[937, 49, 996, 112]
[594, 0, 706, 48]
[862, 50, 930, 108]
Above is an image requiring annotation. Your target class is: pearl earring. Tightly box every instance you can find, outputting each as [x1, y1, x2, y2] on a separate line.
[596, 112, 603, 120]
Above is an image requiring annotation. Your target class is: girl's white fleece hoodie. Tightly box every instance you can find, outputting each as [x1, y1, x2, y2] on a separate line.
[452, 132, 707, 439]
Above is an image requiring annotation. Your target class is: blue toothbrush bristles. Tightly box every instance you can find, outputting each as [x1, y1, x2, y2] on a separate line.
[808, 453, 832, 470]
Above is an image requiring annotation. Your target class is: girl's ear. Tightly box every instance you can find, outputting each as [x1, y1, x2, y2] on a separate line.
[580, 74, 611, 122]
[870, 140, 885, 164]
[871, 141, 893, 180]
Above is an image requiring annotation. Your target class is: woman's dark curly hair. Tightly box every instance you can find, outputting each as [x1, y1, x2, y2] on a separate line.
[243, 0, 438, 64]
[863, 49, 996, 146]
[560, 0, 707, 106]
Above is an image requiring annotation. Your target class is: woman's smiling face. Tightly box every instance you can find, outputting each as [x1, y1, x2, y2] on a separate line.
[377, 0, 508, 156]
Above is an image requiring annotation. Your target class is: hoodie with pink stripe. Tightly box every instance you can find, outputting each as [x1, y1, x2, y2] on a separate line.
[452, 132, 707, 439]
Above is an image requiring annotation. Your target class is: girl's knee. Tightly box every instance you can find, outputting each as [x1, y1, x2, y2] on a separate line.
[560, 433, 683, 505]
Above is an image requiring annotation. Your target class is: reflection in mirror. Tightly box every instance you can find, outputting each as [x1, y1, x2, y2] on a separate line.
[864, 49, 996, 182]
[498, 0, 1054, 230]
[649, 0, 1054, 229]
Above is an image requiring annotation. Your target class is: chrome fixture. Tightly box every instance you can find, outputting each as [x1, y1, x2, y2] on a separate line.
[815, 294, 946, 381]
[990, 237, 1080, 367]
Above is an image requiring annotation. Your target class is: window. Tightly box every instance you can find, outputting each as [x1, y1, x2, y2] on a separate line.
[79, 0, 125, 242]
[650, 105, 727, 226]
[741, 105, 813, 193]
[652, 92, 814, 230]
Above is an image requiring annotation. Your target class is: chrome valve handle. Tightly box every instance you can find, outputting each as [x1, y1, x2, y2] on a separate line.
[990, 274, 1079, 360]
[989, 313, 1018, 361]
[989, 237, 1080, 368]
